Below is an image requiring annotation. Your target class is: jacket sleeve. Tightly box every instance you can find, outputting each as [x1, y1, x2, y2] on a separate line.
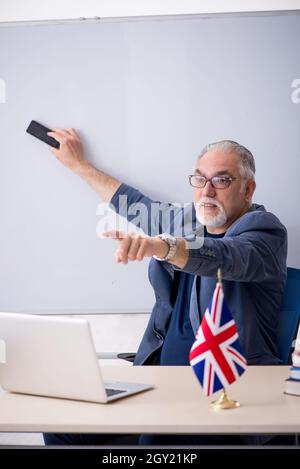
[182, 225, 287, 282]
[110, 183, 195, 236]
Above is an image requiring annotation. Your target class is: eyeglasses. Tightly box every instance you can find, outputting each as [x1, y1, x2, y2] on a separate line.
[188, 175, 241, 189]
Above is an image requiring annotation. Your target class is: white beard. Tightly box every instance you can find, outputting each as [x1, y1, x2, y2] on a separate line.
[195, 198, 228, 228]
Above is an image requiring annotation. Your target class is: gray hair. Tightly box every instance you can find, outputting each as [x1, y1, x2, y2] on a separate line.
[198, 140, 256, 181]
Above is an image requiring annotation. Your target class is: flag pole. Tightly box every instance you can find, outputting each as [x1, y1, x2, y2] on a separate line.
[210, 268, 241, 410]
[217, 267, 222, 285]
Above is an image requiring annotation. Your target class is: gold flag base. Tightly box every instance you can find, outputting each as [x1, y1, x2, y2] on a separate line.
[210, 389, 240, 410]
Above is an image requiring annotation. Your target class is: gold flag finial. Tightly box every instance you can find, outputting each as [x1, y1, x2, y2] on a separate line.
[217, 268, 222, 285]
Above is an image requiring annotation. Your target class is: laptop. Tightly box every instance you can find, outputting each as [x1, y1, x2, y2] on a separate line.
[0, 312, 153, 403]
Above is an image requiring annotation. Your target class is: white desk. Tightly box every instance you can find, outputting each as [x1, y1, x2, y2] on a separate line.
[0, 366, 299, 434]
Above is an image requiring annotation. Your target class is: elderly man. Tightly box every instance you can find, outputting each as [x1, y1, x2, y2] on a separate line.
[44, 130, 287, 446]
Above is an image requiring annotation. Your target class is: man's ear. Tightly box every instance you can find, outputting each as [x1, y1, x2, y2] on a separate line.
[244, 180, 256, 201]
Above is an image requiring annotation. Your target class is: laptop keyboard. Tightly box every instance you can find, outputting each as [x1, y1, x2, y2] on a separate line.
[105, 387, 126, 397]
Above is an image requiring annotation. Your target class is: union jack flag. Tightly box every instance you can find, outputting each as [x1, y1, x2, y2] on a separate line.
[189, 281, 247, 396]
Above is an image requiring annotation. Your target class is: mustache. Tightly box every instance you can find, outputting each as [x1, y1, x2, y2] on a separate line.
[196, 197, 224, 210]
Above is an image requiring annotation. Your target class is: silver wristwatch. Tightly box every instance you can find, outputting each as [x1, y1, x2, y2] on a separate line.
[153, 233, 177, 262]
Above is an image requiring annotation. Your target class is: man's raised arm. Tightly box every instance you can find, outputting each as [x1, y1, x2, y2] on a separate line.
[48, 127, 194, 237]
[47, 128, 121, 202]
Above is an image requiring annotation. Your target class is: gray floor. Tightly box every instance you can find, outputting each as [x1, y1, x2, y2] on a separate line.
[0, 313, 149, 446]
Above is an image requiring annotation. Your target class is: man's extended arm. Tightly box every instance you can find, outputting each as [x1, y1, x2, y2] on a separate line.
[104, 217, 287, 283]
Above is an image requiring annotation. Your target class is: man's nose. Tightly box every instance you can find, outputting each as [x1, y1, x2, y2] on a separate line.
[201, 180, 216, 197]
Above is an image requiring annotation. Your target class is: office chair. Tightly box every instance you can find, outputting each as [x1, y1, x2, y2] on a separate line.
[278, 267, 300, 364]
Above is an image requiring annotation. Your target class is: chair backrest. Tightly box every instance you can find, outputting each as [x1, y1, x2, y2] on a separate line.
[278, 267, 300, 364]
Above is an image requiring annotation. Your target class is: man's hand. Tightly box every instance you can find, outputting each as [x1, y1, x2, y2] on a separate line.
[103, 231, 189, 268]
[47, 128, 86, 172]
[103, 231, 169, 264]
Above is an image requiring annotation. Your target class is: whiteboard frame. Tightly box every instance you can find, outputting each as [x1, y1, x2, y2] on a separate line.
[0, 0, 300, 25]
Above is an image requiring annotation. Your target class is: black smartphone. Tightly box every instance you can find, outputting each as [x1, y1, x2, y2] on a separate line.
[26, 120, 60, 149]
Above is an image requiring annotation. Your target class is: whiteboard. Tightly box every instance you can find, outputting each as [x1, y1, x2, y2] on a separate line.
[0, 13, 300, 313]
